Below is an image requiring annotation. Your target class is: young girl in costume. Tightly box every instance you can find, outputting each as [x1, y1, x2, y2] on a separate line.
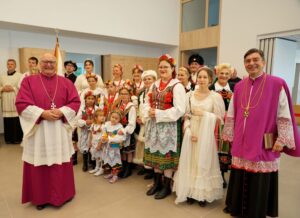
[80, 73, 106, 110]
[88, 109, 106, 176]
[104, 80, 118, 116]
[77, 91, 97, 172]
[174, 67, 225, 206]
[131, 64, 144, 96]
[113, 86, 136, 178]
[102, 109, 126, 183]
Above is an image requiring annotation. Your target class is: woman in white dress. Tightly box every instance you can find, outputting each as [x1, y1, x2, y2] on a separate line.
[75, 59, 104, 95]
[173, 67, 225, 206]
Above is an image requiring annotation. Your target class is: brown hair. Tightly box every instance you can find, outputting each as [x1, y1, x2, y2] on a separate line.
[7, 59, 16, 65]
[84, 59, 94, 67]
[244, 48, 265, 61]
[197, 67, 213, 83]
[93, 109, 106, 122]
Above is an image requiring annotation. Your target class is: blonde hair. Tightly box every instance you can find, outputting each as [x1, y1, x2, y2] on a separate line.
[215, 63, 233, 75]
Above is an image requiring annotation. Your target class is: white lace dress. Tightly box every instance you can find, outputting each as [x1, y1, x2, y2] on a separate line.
[173, 91, 225, 203]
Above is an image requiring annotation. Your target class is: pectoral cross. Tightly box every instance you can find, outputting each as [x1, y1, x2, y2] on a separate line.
[51, 101, 56, 109]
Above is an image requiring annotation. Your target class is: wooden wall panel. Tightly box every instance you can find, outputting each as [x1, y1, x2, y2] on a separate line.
[19, 47, 65, 73]
[180, 26, 220, 51]
[102, 54, 158, 82]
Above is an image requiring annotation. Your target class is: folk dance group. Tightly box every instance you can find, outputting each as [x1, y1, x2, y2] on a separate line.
[15, 48, 300, 218]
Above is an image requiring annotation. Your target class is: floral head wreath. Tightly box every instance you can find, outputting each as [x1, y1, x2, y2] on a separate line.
[113, 64, 123, 73]
[132, 64, 144, 73]
[111, 108, 123, 120]
[86, 73, 98, 81]
[120, 80, 133, 94]
[94, 108, 106, 117]
[105, 80, 115, 87]
[159, 54, 176, 78]
[159, 54, 176, 67]
[84, 90, 96, 99]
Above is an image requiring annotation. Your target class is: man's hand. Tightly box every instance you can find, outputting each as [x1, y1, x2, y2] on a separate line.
[41, 110, 60, 121]
[272, 143, 283, 152]
[51, 109, 63, 118]
[2, 85, 14, 92]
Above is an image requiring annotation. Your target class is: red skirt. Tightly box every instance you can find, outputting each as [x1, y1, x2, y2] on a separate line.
[22, 161, 75, 206]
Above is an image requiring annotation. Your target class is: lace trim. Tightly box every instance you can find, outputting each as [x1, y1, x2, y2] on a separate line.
[276, 117, 295, 149]
[222, 117, 234, 142]
[232, 157, 279, 173]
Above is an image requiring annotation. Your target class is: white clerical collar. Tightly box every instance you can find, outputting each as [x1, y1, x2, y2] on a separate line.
[214, 81, 231, 92]
[249, 72, 264, 80]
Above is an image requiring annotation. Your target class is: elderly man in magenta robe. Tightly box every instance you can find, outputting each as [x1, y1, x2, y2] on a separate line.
[16, 53, 80, 210]
[222, 48, 300, 218]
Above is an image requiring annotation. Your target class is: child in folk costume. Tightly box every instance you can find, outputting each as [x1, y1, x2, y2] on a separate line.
[102, 109, 126, 183]
[113, 86, 136, 178]
[131, 64, 144, 96]
[88, 109, 106, 176]
[80, 73, 106, 110]
[173, 67, 225, 206]
[104, 80, 118, 116]
[77, 91, 97, 172]
[133, 70, 157, 179]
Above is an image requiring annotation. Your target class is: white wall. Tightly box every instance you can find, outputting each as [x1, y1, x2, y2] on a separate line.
[0, 0, 180, 46]
[219, 0, 300, 77]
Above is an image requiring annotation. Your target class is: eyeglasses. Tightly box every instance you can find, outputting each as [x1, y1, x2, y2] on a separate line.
[41, 61, 56, 65]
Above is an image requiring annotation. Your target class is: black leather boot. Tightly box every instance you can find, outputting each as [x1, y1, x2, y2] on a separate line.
[82, 151, 88, 172]
[154, 177, 172, 199]
[118, 160, 126, 177]
[122, 162, 132, 178]
[72, 151, 78, 165]
[144, 169, 154, 180]
[146, 173, 162, 196]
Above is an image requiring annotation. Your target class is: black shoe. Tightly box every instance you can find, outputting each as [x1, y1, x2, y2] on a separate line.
[12, 141, 21, 144]
[223, 207, 230, 214]
[72, 151, 78, 165]
[82, 152, 88, 172]
[36, 204, 47, 210]
[198, 200, 207, 207]
[144, 169, 154, 180]
[121, 162, 132, 178]
[137, 167, 146, 175]
[187, 197, 195, 205]
[222, 172, 227, 189]
[146, 173, 162, 196]
[154, 177, 172, 200]
[118, 161, 127, 177]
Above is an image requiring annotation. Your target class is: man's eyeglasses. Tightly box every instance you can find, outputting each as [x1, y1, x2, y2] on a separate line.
[41, 61, 56, 65]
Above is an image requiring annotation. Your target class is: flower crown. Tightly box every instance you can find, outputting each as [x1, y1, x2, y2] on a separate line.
[111, 108, 123, 119]
[132, 64, 143, 72]
[105, 80, 115, 87]
[86, 73, 98, 81]
[84, 90, 96, 99]
[159, 54, 176, 66]
[113, 64, 123, 72]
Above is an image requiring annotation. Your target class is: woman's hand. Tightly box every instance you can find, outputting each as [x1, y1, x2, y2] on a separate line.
[191, 136, 198, 143]
[149, 108, 156, 118]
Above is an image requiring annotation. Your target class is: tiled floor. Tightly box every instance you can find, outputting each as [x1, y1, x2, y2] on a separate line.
[0, 138, 300, 218]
